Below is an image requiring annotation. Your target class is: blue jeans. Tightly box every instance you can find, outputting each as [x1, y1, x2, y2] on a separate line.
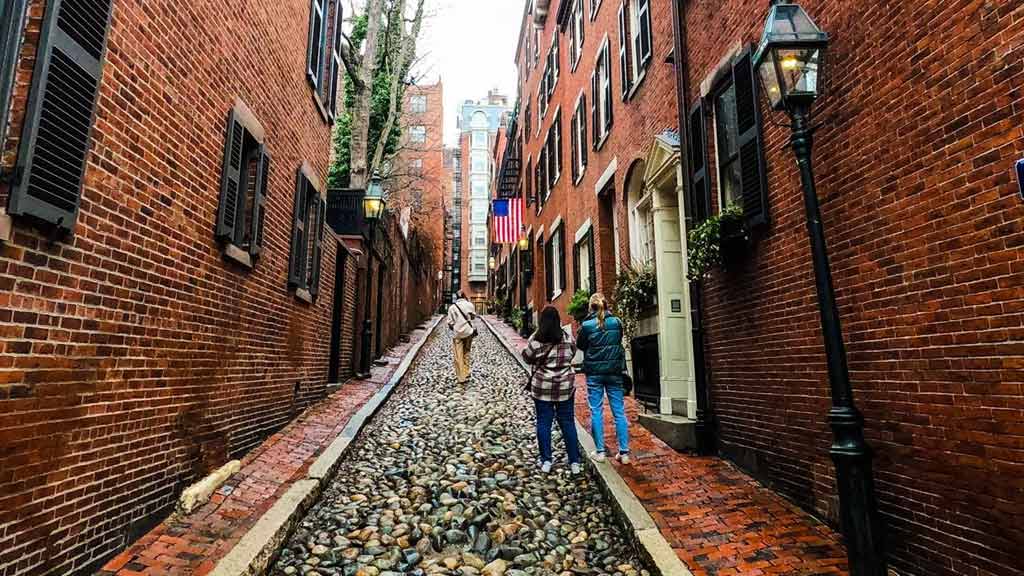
[534, 398, 581, 464]
[586, 375, 629, 454]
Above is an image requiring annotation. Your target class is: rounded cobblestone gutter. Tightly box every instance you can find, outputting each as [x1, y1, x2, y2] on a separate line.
[270, 321, 650, 576]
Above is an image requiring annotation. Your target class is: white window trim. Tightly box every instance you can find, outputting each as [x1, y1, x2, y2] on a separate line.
[593, 156, 617, 196]
[590, 0, 603, 21]
[570, 0, 584, 73]
[549, 106, 562, 188]
[574, 218, 593, 243]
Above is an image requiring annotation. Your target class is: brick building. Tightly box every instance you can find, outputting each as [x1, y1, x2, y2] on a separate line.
[498, 0, 694, 419]
[454, 91, 511, 307]
[0, 0, 432, 574]
[669, 2, 1024, 575]
[391, 80, 447, 311]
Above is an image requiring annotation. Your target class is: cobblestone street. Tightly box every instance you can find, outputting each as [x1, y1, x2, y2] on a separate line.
[270, 322, 647, 576]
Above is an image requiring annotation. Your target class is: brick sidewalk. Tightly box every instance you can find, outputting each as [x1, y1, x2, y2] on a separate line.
[484, 316, 850, 576]
[98, 320, 436, 576]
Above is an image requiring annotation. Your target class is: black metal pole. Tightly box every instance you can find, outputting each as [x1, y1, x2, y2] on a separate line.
[789, 104, 886, 576]
[359, 222, 376, 377]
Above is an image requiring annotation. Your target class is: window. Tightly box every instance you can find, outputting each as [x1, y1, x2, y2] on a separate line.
[569, 0, 585, 72]
[714, 82, 742, 208]
[590, 0, 602, 20]
[618, 0, 651, 98]
[472, 130, 488, 149]
[410, 125, 426, 143]
[546, 112, 562, 191]
[570, 94, 588, 183]
[215, 102, 271, 264]
[471, 176, 488, 198]
[537, 146, 548, 209]
[411, 94, 427, 113]
[545, 223, 566, 301]
[471, 151, 488, 174]
[7, 0, 113, 233]
[411, 189, 423, 211]
[709, 48, 768, 226]
[471, 202, 488, 221]
[590, 40, 613, 149]
[574, 228, 596, 293]
[289, 165, 326, 301]
[526, 157, 534, 206]
[324, 0, 342, 119]
[410, 158, 423, 176]
[473, 229, 487, 246]
[306, 0, 328, 90]
[551, 33, 560, 89]
[524, 100, 532, 140]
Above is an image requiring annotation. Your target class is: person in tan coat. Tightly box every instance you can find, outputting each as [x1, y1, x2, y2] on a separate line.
[447, 291, 477, 383]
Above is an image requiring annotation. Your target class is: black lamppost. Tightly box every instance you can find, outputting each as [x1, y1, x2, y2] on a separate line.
[359, 172, 386, 377]
[753, 3, 886, 574]
[517, 234, 530, 337]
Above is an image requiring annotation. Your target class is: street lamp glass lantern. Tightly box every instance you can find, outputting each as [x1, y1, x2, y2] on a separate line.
[488, 257, 496, 270]
[753, 1, 829, 111]
[518, 235, 529, 250]
[363, 172, 386, 221]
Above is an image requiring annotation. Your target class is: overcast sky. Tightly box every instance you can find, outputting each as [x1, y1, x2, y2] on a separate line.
[413, 0, 524, 146]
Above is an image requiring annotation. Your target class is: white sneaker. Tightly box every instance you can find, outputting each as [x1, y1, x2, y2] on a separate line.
[570, 463, 582, 475]
[616, 452, 631, 465]
[589, 451, 606, 463]
[540, 461, 553, 473]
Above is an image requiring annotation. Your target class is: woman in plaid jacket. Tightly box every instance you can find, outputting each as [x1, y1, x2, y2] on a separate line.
[522, 306, 582, 474]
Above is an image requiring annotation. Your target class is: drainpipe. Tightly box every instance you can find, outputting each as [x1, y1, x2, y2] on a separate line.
[671, 0, 715, 455]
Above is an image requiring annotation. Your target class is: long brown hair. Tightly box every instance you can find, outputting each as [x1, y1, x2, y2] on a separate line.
[589, 293, 608, 330]
[536, 305, 564, 344]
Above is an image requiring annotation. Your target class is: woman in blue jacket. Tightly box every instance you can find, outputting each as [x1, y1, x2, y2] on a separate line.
[576, 293, 630, 463]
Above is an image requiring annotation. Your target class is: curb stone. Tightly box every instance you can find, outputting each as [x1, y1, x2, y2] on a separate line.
[480, 316, 695, 576]
[208, 315, 444, 576]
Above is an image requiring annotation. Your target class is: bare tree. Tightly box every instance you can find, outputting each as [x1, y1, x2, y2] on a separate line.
[338, 0, 427, 189]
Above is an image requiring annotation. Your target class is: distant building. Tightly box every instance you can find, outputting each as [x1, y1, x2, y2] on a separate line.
[454, 92, 511, 306]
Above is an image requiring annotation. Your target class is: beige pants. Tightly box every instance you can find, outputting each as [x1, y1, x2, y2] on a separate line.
[454, 336, 473, 383]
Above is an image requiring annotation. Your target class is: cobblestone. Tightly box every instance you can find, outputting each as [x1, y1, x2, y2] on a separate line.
[270, 323, 647, 576]
[484, 316, 850, 576]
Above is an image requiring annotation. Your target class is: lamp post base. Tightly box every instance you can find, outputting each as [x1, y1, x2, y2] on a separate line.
[359, 319, 374, 378]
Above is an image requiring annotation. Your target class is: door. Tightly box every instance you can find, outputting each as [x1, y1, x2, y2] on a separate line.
[328, 249, 346, 383]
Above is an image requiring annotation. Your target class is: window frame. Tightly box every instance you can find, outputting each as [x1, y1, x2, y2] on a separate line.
[410, 94, 427, 114]
[571, 92, 588, 185]
[574, 226, 596, 294]
[590, 0, 603, 21]
[569, 0, 585, 73]
[0, 0, 28, 156]
[410, 125, 427, 144]
[593, 38, 613, 150]
[215, 100, 271, 268]
[712, 78, 743, 211]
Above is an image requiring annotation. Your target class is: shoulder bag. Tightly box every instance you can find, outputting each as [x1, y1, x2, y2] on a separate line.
[454, 301, 479, 339]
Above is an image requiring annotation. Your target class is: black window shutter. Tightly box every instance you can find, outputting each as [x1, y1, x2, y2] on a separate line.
[307, 0, 327, 89]
[618, 3, 630, 99]
[552, 34, 559, 83]
[590, 71, 598, 149]
[581, 94, 588, 167]
[558, 226, 567, 292]
[570, 111, 579, 183]
[587, 231, 596, 292]
[638, 0, 652, 69]
[526, 159, 533, 205]
[544, 238, 553, 301]
[309, 197, 326, 297]
[250, 147, 270, 257]
[216, 110, 244, 241]
[603, 47, 614, 132]
[288, 171, 307, 288]
[733, 46, 769, 228]
[10, 0, 113, 232]
[555, 115, 563, 181]
[688, 99, 710, 222]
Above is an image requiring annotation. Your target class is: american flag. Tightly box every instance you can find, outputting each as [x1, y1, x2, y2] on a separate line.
[492, 198, 523, 244]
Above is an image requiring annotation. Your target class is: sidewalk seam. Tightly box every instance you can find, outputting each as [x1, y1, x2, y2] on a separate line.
[480, 316, 695, 576]
[208, 315, 443, 576]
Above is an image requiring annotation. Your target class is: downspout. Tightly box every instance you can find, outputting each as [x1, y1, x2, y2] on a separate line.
[671, 0, 715, 455]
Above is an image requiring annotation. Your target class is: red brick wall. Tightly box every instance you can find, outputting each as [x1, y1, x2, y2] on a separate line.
[514, 0, 680, 320]
[0, 0, 419, 574]
[681, 2, 1024, 575]
[394, 81, 446, 311]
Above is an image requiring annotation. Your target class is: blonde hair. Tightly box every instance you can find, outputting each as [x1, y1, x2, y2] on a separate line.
[589, 293, 608, 330]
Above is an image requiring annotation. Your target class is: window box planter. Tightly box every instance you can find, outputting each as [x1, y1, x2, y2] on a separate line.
[719, 214, 752, 268]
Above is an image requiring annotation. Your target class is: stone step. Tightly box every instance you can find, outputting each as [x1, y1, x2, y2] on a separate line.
[637, 413, 697, 451]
